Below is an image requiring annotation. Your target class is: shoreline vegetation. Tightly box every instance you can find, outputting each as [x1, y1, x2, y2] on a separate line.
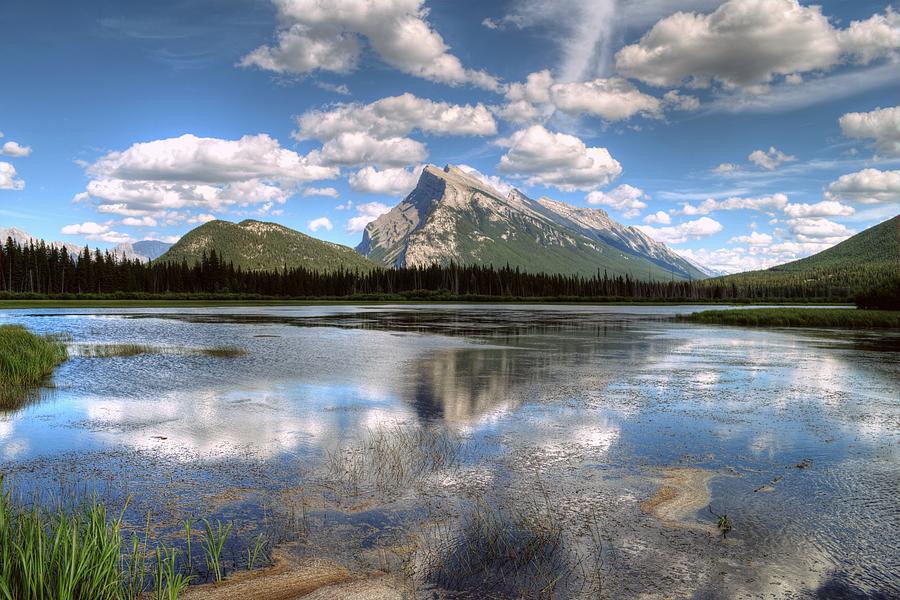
[678, 308, 900, 329]
[0, 291, 858, 309]
[0, 324, 67, 389]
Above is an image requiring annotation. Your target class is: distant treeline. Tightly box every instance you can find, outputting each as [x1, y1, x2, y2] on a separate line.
[0, 237, 892, 302]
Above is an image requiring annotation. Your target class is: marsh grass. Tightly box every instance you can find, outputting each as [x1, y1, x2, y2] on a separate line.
[0, 479, 266, 599]
[325, 425, 466, 497]
[408, 496, 581, 598]
[70, 343, 247, 359]
[0, 325, 67, 392]
[678, 308, 900, 329]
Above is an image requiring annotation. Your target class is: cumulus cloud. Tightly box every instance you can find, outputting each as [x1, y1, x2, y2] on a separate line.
[121, 216, 158, 227]
[495, 70, 680, 123]
[1, 141, 31, 157]
[61, 221, 134, 244]
[643, 210, 671, 225]
[786, 217, 854, 242]
[712, 163, 737, 174]
[0, 162, 25, 190]
[240, 0, 499, 90]
[838, 106, 900, 156]
[680, 193, 789, 215]
[615, 0, 900, 89]
[315, 81, 351, 95]
[550, 77, 663, 121]
[76, 134, 338, 221]
[783, 200, 855, 218]
[496, 125, 622, 191]
[307, 216, 333, 232]
[295, 93, 496, 167]
[303, 186, 339, 198]
[348, 165, 423, 196]
[347, 201, 392, 233]
[825, 168, 900, 204]
[585, 184, 648, 218]
[729, 231, 772, 245]
[748, 147, 796, 170]
[637, 216, 723, 244]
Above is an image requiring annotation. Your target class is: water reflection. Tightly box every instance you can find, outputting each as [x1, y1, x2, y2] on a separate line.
[0, 305, 897, 598]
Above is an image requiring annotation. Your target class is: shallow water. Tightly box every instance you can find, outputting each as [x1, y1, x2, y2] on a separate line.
[1, 305, 898, 598]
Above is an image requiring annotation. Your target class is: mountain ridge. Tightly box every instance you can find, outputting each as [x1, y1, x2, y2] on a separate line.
[159, 219, 379, 273]
[357, 164, 708, 280]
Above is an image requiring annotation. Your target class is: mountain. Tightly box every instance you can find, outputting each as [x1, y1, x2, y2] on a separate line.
[357, 165, 707, 280]
[133, 240, 173, 260]
[1, 227, 83, 256]
[717, 215, 898, 290]
[159, 219, 379, 272]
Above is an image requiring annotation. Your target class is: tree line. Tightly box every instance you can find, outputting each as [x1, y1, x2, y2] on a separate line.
[0, 237, 891, 302]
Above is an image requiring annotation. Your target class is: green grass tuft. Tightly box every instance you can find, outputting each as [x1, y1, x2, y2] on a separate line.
[0, 325, 68, 389]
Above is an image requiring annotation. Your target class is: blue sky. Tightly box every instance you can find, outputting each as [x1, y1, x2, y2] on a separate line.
[1, 0, 898, 272]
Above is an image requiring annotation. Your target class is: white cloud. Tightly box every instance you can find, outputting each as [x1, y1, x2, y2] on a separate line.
[585, 184, 648, 218]
[347, 201, 392, 233]
[838, 8, 900, 64]
[748, 147, 796, 170]
[1, 141, 31, 157]
[496, 125, 622, 191]
[316, 133, 426, 168]
[680, 193, 789, 215]
[303, 186, 339, 198]
[663, 90, 700, 111]
[643, 210, 671, 225]
[615, 0, 899, 89]
[637, 216, 723, 244]
[188, 213, 216, 224]
[783, 200, 855, 218]
[307, 216, 334, 232]
[729, 231, 772, 245]
[315, 81, 351, 95]
[77, 134, 338, 220]
[61, 221, 134, 244]
[296, 93, 496, 141]
[505, 69, 553, 104]
[550, 77, 663, 121]
[825, 168, 900, 204]
[786, 217, 854, 242]
[838, 106, 900, 156]
[121, 216, 158, 227]
[348, 165, 423, 196]
[295, 93, 496, 168]
[0, 162, 24, 190]
[712, 163, 737, 174]
[241, 0, 500, 90]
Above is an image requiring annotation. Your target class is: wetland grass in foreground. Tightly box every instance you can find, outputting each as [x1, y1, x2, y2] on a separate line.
[678, 308, 900, 329]
[0, 479, 270, 600]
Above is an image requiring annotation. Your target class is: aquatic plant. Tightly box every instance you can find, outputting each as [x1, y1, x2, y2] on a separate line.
[73, 343, 158, 358]
[0, 478, 123, 600]
[199, 346, 247, 357]
[153, 548, 191, 600]
[200, 518, 233, 582]
[410, 495, 577, 598]
[678, 308, 900, 329]
[245, 534, 268, 571]
[0, 324, 67, 392]
[325, 425, 465, 497]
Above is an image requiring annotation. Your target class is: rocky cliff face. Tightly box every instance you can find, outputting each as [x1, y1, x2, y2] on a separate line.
[357, 165, 708, 280]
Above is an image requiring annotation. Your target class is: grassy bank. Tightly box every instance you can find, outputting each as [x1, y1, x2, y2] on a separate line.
[0, 325, 68, 388]
[678, 308, 900, 329]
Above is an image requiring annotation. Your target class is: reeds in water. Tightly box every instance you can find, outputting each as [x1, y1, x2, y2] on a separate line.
[0, 325, 67, 388]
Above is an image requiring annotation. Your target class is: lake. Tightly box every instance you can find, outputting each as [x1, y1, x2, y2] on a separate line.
[1, 305, 898, 599]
